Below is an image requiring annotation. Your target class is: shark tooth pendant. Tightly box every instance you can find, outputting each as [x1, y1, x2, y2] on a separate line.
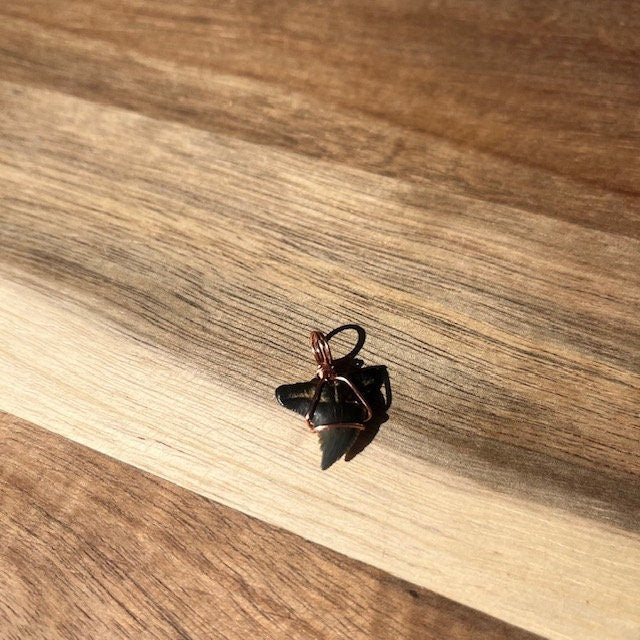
[276, 325, 391, 470]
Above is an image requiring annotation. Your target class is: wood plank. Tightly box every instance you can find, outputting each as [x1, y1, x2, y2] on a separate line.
[0, 4, 638, 239]
[0, 82, 639, 640]
[1, 80, 638, 493]
[1, 412, 540, 640]
[1, 1, 639, 638]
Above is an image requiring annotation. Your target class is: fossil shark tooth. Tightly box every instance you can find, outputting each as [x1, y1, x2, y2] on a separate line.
[318, 427, 360, 471]
[276, 365, 389, 469]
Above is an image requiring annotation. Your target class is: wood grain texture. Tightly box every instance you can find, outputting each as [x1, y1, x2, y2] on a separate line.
[0, 1, 639, 639]
[1, 412, 540, 640]
[1, 1, 639, 239]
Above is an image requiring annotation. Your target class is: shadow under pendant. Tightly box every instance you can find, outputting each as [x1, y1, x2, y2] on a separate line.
[275, 325, 391, 470]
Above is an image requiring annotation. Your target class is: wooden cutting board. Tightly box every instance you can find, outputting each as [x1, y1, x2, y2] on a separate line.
[1, 2, 639, 639]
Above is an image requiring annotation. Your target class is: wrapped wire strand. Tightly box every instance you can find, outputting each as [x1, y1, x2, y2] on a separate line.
[305, 331, 372, 432]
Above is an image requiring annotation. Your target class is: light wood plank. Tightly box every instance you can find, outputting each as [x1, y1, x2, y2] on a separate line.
[0, 83, 639, 639]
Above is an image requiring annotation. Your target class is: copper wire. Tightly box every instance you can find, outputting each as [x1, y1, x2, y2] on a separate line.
[310, 330, 334, 379]
[305, 330, 373, 432]
[312, 422, 365, 434]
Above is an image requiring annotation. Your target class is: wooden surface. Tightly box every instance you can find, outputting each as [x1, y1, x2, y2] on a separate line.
[0, 1, 639, 639]
[1, 413, 541, 640]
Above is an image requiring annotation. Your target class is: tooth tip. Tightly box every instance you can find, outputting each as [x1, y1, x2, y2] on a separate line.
[319, 427, 359, 470]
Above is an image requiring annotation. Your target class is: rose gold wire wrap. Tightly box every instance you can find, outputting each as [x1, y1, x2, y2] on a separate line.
[310, 330, 334, 379]
[312, 422, 365, 433]
[305, 330, 372, 432]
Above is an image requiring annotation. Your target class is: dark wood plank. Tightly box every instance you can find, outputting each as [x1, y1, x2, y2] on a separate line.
[0, 1, 638, 237]
[0, 412, 538, 640]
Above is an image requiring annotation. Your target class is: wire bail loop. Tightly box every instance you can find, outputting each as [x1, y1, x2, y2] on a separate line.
[310, 330, 335, 379]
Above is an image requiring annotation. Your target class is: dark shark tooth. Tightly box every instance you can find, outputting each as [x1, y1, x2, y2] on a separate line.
[276, 365, 389, 469]
[275, 366, 388, 424]
[318, 427, 359, 471]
